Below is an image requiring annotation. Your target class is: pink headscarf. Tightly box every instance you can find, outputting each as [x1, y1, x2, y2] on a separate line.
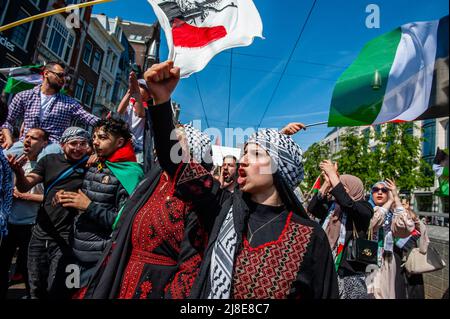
[325, 174, 365, 249]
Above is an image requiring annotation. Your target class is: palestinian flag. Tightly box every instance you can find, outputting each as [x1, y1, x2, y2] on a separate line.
[433, 147, 449, 197]
[2, 65, 43, 94]
[328, 16, 449, 127]
[312, 176, 321, 194]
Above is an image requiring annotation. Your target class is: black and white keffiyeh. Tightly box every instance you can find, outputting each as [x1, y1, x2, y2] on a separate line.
[60, 127, 91, 144]
[247, 129, 304, 190]
[209, 207, 237, 299]
[183, 124, 211, 164]
[208, 129, 305, 299]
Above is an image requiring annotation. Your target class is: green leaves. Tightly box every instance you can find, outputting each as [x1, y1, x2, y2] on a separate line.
[302, 123, 434, 193]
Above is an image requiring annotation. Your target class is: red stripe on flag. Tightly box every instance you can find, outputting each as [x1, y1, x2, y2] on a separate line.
[172, 19, 227, 48]
[389, 119, 408, 123]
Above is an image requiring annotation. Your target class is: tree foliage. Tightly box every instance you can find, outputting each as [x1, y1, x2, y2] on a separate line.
[301, 142, 330, 193]
[302, 123, 434, 193]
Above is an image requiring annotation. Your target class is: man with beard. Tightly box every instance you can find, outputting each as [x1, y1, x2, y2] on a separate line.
[0, 128, 48, 299]
[9, 127, 92, 299]
[1, 62, 100, 159]
[218, 155, 238, 204]
[54, 118, 144, 298]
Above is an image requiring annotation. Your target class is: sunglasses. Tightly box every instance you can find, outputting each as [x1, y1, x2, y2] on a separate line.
[48, 70, 66, 79]
[372, 187, 388, 193]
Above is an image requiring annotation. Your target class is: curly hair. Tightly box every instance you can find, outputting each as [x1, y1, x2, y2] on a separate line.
[93, 118, 132, 141]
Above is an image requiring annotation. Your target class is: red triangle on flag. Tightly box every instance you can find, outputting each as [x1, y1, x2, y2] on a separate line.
[312, 177, 321, 193]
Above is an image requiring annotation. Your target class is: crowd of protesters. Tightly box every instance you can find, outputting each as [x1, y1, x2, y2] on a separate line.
[0, 60, 432, 300]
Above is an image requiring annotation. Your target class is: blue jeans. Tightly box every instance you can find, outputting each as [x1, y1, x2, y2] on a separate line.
[3, 141, 62, 161]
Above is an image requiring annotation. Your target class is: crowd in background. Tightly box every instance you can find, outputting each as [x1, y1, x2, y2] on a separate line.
[0, 60, 439, 300]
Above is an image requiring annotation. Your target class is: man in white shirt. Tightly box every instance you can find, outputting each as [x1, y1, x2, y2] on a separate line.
[0, 128, 48, 299]
[117, 72, 151, 164]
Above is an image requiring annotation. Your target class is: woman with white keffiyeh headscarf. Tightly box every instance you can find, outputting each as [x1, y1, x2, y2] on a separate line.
[128, 61, 339, 300]
[365, 179, 422, 299]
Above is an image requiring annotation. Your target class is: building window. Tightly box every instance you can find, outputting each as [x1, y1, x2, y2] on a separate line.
[446, 121, 449, 149]
[84, 83, 94, 107]
[83, 41, 93, 66]
[405, 122, 414, 136]
[42, 16, 75, 63]
[110, 54, 117, 72]
[99, 79, 106, 98]
[74, 77, 85, 102]
[422, 119, 436, 165]
[9, 8, 33, 49]
[104, 50, 111, 69]
[105, 83, 111, 99]
[414, 194, 433, 212]
[363, 128, 370, 143]
[0, 0, 9, 25]
[92, 50, 102, 73]
[374, 124, 381, 136]
[29, 0, 40, 8]
[442, 197, 449, 214]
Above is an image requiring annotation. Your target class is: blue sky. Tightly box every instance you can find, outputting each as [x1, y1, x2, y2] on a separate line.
[93, 0, 448, 150]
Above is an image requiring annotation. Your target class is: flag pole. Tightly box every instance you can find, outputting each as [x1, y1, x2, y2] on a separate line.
[305, 121, 328, 128]
[0, 0, 112, 32]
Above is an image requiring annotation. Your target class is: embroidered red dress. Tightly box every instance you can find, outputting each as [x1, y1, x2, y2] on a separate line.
[118, 174, 201, 299]
[232, 213, 313, 299]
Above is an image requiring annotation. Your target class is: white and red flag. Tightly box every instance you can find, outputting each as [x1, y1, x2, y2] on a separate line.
[148, 0, 263, 78]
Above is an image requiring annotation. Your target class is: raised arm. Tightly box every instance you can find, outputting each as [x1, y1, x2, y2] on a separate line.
[308, 174, 332, 220]
[117, 90, 131, 115]
[320, 160, 373, 232]
[8, 154, 43, 193]
[143, 61, 181, 177]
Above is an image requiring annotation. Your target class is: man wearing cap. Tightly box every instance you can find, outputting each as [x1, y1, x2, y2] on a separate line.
[9, 127, 92, 299]
[54, 118, 144, 298]
[117, 71, 152, 164]
[1, 62, 100, 160]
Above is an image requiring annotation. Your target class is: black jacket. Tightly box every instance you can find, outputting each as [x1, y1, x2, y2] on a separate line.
[71, 165, 129, 265]
[308, 184, 374, 276]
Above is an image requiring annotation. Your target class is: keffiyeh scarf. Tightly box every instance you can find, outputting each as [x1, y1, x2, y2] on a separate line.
[0, 149, 13, 238]
[247, 129, 304, 190]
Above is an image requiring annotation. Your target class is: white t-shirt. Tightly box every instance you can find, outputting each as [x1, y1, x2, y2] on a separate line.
[121, 99, 146, 153]
[9, 160, 44, 225]
[40, 92, 56, 119]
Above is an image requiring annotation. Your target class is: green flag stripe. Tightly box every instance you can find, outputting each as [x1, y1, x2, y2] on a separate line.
[328, 28, 402, 126]
[4, 77, 37, 94]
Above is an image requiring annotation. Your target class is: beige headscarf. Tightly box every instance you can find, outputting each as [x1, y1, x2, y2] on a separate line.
[325, 174, 365, 249]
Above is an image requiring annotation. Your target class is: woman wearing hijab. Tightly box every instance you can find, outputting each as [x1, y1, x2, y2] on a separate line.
[139, 61, 339, 299]
[307, 160, 373, 299]
[366, 179, 419, 299]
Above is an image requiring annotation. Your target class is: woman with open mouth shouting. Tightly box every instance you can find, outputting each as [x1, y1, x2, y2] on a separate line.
[141, 61, 339, 299]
